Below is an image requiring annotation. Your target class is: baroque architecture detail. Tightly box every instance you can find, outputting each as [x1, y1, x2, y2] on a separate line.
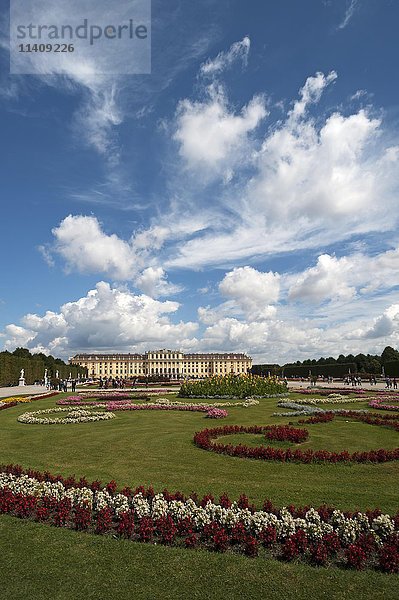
[70, 350, 252, 379]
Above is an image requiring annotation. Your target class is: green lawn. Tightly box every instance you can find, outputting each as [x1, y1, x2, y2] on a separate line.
[1, 516, 398, 600]
[0, 392, 398, 598]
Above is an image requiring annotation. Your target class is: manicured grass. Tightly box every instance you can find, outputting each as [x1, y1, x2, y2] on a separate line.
[0, 394, 398, 511]
[0, 391, 398, 598]
[217, 420, 399, 452]
[1, 515, 397, 600]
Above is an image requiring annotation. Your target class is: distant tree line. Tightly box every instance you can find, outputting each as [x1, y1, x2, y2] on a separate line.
[0, 348, 87, 386]
[252, 346, 399, 378]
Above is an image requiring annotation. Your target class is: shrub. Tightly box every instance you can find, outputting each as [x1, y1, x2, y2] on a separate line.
[179, 373, 287, 399]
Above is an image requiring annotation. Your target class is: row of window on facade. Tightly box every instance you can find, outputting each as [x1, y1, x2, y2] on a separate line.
[92, 367, 248, 374]
[81, 361, 249, 369]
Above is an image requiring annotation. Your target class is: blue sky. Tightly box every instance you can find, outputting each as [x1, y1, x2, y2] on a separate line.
[0, 0, 399, 363]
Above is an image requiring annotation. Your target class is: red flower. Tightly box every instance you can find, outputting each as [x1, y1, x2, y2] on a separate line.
[95, 507, 114, 534]
[116, 510, 135, 538]
[345, 544, 367, 570]
[73, 505, 92, 531]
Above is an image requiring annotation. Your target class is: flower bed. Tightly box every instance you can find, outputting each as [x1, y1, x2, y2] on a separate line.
[105, 402, 228, 419]
[291, 393, 399, 410]
[77, 390, 165, 398]
[0, 396, 32, 404]
[56, 396, 138, 406]
[154, 398, 259, 408]
[0, 391, 59, 412]
[179, 374, 288, 399]
[206, 408, 228, 419]
[290, 394, 367, 405]
[58, 397, 259, 409]
[369, 396, 399, 412]
[265, 425, 309, 444]
[291, 388, 367, 396]
[17, 407, 115, 425]
[274, 401, 368, 417]
[0, 464, 398, 573]
[193, 413, 399, 464]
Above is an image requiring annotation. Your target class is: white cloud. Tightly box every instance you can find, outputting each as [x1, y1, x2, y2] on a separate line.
[197, 300, 399, 365]
[3, 274, 399, 364]
[173, 85, 267, 178]
[2, 1, 221, 167]
[359, 247, 399, 293]
[338, 0, 359, 30]
[167, 72, 399, 269]
[197, 302, 238, 326]
[219, 266, 280, 318]
[50, 69, 398, 276]
[199, 316, 324, 362]
[199, 36, 251, 77]
[288, 255, 355, 303]
[74, 84, 122, 158]
[136, 267, 183, 297]
[51, 215, 141, 280]
[47, 214, 213, 289]
[290, 71, 337, 121]
[198, 266, 279, 326]
[288, 247, 399, 304]
[5, 0, 126, 159]
[2, 282, 198, 357]
[348, 304, 399, 340]
[2, 324, 37, 349]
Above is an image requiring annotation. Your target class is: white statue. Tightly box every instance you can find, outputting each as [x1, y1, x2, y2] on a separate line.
[55, 370, 59, 379]
[19, 368, 26, 386]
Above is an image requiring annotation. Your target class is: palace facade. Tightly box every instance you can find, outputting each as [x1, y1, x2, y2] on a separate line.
[70, 350, 252, 379]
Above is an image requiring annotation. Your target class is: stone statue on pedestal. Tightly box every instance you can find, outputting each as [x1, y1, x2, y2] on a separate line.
[19, 369, 26, 386]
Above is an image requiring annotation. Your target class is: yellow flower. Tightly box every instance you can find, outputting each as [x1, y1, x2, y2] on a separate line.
[2, 396, 31, 404]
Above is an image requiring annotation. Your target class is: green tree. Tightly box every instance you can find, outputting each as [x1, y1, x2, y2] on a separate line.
[12, 347, 32, 359]
[381, 346, 399, 364]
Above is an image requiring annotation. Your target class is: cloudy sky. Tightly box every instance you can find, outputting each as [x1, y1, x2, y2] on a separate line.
[0, 0, 399, 364]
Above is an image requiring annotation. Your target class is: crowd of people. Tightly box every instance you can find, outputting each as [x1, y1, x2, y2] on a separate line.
[48, 378, 77, 392]
[98, 377, 131, 389]
[385, 377, 398, 389]
[344, 376, 364, 386]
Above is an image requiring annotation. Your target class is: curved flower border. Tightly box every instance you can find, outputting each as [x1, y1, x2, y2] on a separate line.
[0, 391, 59, 411]
[58, 397, 259, 409]
[0, 464, 398, 573]
[291, 393, 399, 410]
[291, 388, 367, 396]
[17, 406, 115, 425]
[369, 396, 399, 412]
[290, 394, 368, 405]
[193, 412, 399, 464]
[104, 402, 228, 419]
[274, 401, 369, 417]
[265, 425, 309, 444]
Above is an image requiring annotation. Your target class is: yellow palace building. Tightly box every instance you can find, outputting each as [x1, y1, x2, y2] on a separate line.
[70, 349, 252, 380]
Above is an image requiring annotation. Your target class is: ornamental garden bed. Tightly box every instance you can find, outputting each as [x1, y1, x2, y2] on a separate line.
[1, 464, 398, 573]
[1, 390, 399, 586]
[193, 413, 399, 464]
[179, 373, 288, 399]
[0, 391, 59, 411]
